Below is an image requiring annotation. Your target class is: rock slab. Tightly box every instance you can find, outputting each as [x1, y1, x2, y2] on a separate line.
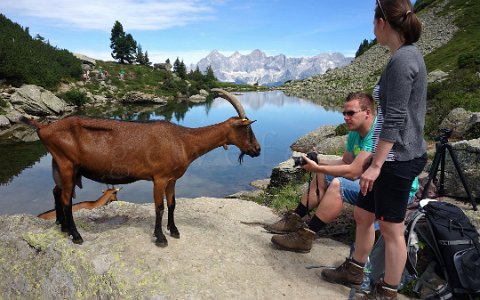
[0, 198, 354, 299]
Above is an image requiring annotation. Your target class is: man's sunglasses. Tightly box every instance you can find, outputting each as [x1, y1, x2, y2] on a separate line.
[342, 110, 364, 117]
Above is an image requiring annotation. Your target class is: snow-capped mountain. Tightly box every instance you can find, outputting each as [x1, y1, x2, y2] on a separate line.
[193, 49, 353, 86]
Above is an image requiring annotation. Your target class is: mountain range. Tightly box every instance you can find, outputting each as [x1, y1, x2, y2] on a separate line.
[193, 49, 353, 86]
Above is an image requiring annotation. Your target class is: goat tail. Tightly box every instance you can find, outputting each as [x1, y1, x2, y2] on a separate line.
[19, 116, 44, 129]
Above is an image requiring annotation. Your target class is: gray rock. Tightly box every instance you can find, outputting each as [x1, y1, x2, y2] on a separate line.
[0, 198, 352, 299]
[439, 107, 473, 139]
[0, 115, 10, 128]
[73, 53, 96, 66]
[268, 152, 341, 189]
[121, 91, 168, 105]
[291, 125, 336, 153]
[188, 94, 207, 103]
[268, 154, 307, 189]
[428, 69, 449, 83]
[442, 138, 480, 198]
[313, 135, 347, 155]
[10, 85, 67, 116]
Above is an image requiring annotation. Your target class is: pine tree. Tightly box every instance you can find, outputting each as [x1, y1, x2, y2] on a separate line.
[136, 44, 145, 65]
[110, 21, 137, 64]
[144, 51, 151, 66]
[205, 65, 216, 81]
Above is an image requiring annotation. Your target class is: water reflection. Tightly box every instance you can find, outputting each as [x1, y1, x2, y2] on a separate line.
[0, 91, 344, 215]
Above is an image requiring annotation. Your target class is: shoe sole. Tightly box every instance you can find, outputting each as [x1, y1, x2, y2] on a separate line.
[270, 239, 311, 253]
[318, 270, 361, 289]
[263, 225, 306, 235]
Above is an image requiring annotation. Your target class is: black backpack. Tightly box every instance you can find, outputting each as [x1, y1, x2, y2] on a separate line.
[421, 201, 480, 297]
[364, 201, 480, 299]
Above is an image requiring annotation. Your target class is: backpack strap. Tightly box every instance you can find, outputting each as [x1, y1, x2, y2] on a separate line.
[404, 209, 425, 277]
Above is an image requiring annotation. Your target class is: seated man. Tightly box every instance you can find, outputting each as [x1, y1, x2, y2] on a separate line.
[266, 91, 377, 253]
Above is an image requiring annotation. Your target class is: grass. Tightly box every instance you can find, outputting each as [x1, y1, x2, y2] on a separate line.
[423, 0, 480, 72]
[254, 181, 304, 211]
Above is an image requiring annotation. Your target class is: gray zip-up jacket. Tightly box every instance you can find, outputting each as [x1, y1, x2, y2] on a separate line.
[378, 44, 427, 161]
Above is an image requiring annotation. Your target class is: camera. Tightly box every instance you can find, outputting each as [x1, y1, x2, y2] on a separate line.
[436, 128, 452, 144]
[292, 151, 318, 167]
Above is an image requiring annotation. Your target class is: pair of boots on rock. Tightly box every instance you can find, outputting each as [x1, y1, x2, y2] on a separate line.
[265, 205, 399, 299]
[321, 258, 399, 299]
[265, 203, 326, 253]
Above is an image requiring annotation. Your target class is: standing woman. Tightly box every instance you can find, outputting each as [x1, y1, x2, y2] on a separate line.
[320, 0, 427, 299]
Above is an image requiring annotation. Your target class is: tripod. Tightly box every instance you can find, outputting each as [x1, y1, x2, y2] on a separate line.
[421, 129, 477, 211]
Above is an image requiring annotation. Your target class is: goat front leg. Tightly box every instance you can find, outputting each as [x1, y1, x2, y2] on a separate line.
[166, 180, 179, 238]
[153, 179, 168, 247]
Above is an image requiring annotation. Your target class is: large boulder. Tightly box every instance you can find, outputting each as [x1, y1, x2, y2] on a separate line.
[9, 85, 68, 116]
[121, 91, 168, 105]
[268, 152, 341, 189]
[439, 108, 473, 139]
[441, 138, 480, 198]
[0, 115, 10, 128]
[0, 198, 351, 299]
[290, 125, 337, 153]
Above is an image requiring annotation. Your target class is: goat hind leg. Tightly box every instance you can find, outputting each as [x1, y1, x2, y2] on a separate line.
[153, 179, 168, 247]
[53, 185, 66, 227]
[166, 181, 179, 238]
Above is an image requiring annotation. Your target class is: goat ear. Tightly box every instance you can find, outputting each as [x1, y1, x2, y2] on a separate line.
[239, 119, 256, 126]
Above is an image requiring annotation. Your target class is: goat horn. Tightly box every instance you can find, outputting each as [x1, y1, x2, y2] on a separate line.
[211, 88, 246, 119]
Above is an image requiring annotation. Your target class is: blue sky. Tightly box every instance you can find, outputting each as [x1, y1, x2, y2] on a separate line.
[0, 0, 380, 65]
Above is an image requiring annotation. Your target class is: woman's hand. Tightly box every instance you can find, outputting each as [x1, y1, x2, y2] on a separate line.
[360, 165, 381, 196]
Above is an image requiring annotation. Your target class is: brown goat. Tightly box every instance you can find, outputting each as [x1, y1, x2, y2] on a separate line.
[21, 89, 260, 246]
[37, 187, 120, 220]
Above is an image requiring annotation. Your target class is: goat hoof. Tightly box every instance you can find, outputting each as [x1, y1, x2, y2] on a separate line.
[169, 228, 180, 239]
[72, 236, 84, 244]
[155, 238, 168, 247]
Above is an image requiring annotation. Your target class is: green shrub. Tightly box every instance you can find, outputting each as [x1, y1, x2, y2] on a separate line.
[334, 123, 347, 136]
[466, 123, 480, 140]
[0, 98, 7, 108]
[60, 90, 89, 107]
[458, 52, 480, 69]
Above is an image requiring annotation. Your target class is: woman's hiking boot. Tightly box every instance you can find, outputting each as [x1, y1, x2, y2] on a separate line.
[319, 257, 364, 288]
[263, 211, 306, 234]
[354, 280, 398, 300]
[270, 228, 315, 253]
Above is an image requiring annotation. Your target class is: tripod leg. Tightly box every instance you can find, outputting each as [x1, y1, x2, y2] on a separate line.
[439, 145, 446, 195]
[421, 145, 443, 199]
[445, 144, 477, 211]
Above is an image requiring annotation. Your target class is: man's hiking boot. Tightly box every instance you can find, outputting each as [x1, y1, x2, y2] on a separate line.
[354, 280, 398, 300]
[271, 228, 315, 253]
[264, 211, 306, 234]
[319, 257, 364, 288]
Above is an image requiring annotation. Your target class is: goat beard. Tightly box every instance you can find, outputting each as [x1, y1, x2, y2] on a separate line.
[238, 152, 246, 164]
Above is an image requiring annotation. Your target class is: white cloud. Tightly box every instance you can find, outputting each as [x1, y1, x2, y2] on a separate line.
[0, 0, 215, 31]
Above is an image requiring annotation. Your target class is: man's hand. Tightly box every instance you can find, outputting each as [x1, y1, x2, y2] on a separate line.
[301, 155, 319, 172]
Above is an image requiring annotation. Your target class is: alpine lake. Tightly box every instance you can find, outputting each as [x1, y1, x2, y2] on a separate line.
[0, 91, 344, 216]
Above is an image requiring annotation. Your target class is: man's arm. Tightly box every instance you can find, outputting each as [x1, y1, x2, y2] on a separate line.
[302, 150, 372, 180]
